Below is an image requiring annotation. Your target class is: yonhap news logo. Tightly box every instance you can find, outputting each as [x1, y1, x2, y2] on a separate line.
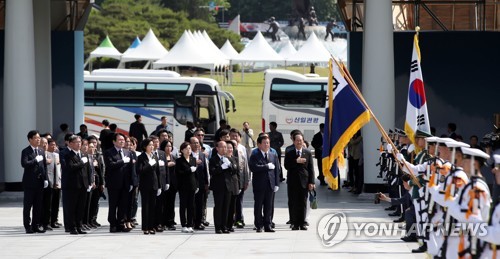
[317, 212, 349, 247]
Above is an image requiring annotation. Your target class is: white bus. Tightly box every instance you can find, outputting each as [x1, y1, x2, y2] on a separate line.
[261, 69, 328, 147]
[84, 69, 236, 148]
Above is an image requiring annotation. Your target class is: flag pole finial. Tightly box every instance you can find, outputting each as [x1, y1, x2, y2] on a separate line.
[415, 26, 421, 34]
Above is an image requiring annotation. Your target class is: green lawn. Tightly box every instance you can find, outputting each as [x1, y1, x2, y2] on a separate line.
[200, 66, 330, 134]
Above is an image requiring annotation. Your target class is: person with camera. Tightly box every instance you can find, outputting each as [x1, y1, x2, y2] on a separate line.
[241, 122, 255, 156]
[377, 174, 416, 242]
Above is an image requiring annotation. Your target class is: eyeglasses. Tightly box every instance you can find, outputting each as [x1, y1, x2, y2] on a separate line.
[196, 134, 204, 137]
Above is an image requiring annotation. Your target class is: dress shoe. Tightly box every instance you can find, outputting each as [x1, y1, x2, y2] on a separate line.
[65, 228, 70, 233]
[393, 217, 405, 223]
[173, 221, 178, 225]
[110, 226, 118, 233]
[43, 225, 53, 231]
[385, 206, 396, 211]
[167, 225, 176, 231]
[299, 225, 308, 230]
[304, 222, 309, 226]
[256, 228, 262, 233]
[82, 225, 90, 231]
[388, 212, 401, 217]
[194, 225, 205, 230]
[264, 228, 275, 233]
[51, 223, 61, 229]
[202, 221, 210, 227]
[33, 226, 46, 233]
[235, 221, 244, 228]
[122, 227, 132, 232]
[227, 228, 235, 232]
[149, 230, 156, 235]
[412, 244, 427, 253]
[143, 231, 149, 235]
[286, 220, 291, 224]
[401, 236, 417, 242]
[93, 221, 101, 227]
[222, 229, 230, 234]
[77, 228, 87, 234]
[271, 222, 275, 228]
[215, 229, 222, 234]
[320, 181, 328, 186]
[25, 228, 34, 234]
[88, 223, 97, 229]
[155, 225, 164, 232]
[291, 225, 299, 231]
[70, 229, 78, 235]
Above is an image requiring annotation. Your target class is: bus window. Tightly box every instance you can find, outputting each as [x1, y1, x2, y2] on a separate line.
[175, 106, 194, 125]
[196, 96, 217, 134]
[146, 83, 189, 99]
[270, 83, 326, 108]
[95, 82, 145, 99]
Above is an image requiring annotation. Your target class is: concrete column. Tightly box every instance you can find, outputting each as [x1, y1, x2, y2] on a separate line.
[34, 0, 53, 134]
[362, 0, 395, 188]
[3, 0, 37, 186]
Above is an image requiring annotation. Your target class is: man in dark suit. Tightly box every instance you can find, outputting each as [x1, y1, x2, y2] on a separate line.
[129, 114, 148, 146]
[21, 130, 48, 234]
[103, 133, 135, 232]
[190, 137, 209, 230]
[311, 123, 327, 186]
[284, 132, 315, 230]
[63, 135, 90, 235]
[249, 135, 280, 232]
[209, 141, 238, 234]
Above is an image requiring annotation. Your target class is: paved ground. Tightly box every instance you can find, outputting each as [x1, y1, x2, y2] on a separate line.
[0, 172, 426, 259]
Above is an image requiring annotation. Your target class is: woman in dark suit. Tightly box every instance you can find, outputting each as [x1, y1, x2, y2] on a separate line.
[136, 138, 161, 235]
[160, 140, 177, 230]
[225, 141, 240, 232]
[175, 142, 198, 233]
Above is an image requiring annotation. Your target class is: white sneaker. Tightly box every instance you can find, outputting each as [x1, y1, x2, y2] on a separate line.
[187, 227, 194, 233]
[181, 227, 189, 233]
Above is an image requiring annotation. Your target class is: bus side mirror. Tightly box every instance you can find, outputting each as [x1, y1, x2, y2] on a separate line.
[232, 100, 237, 112]
[225, 99, 230, 113]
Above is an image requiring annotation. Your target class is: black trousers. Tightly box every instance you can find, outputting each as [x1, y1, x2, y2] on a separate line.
[125, 187, 137, 221]
[66, 188, 86, 230]
[348, 158, 359, 187]
[62, 188, 69, 230]
[316, 157, 324, 182]
[213, 189, 231, 231]
[82, 191, 92, 225]
[42, 186, 53, 226]
[130, 187, 139, 220]
[234, 189, 245, 222]
[51, 188, 61, 225]
[107, 187, 128, 228]
[163, 187, 177, 226]
[140, 188, 156, 231]
[253, 187, 273, 229]
[288, 179, 308, 226]
[89, 188, 100, 223]
[194, 187, 206, 226]
[179, 189, 195, 228]
[226, 194, 237, 229]
[23, 187, 43, 230]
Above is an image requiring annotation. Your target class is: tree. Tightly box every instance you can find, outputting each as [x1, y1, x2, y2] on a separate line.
[160, 0, 231, 21]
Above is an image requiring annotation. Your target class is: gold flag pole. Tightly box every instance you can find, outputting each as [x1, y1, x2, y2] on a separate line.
[331, 57, 421, 188]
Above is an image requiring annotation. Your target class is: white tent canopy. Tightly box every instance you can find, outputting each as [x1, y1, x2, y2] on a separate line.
[232, 31, 284, 64]
[120, 29, 168, 62]
[286, 32, 332, 64]
[202, 30, 229, 67]
[122, 36, 141, 56]
[227, 15, 240, 35]
[89, 35, 122, 59]
[220, 39, 239, 59]
[278, 41, 297, 59]
[153, 30, 218, 70]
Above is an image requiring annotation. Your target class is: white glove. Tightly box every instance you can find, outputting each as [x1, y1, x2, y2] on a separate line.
[190, 166, 197, 172]
[43, 180, 48, 189]
[165, 184, 170, 190]
[148, 159, 156, 166]
[396, 153, 405, 162]
[129, 185, 133, 192]
[87, 186, 92, 192]
[195, 188, 199, 194]
[157, 189, 162, 196]
[123, 156, 130, 164]
[238, 189, 242, 195]
[273, 186, 279, 192]
[386, 144, 393, 154]
[35, 155, 44, 163]
[221, 163, 229, 170]
[222, 157, 230, 164]
[93, 160, 98, 167]
[81, 157, 88, 164]
[267, 163, 275, 170]
[158, 160, 165, 167]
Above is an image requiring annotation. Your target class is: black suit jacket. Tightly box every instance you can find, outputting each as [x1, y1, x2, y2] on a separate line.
[21, 146, 47, 189]
[192, 151, 209, 188]
[136, 152, 160, 191]
[284, 148, 315, 189]
[63, 150, 89, 189]
[103, 147, 135, 189]
[156, 150, 170, 190]
[311, 132, 323, 158]
[209, 154, 239, 194]
[129, 121, 148, 143]
[249, 150, 280, 191]
[175, 156, 198, 192]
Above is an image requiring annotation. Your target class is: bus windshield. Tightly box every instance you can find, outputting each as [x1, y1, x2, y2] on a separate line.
[270, 79, 326, 108]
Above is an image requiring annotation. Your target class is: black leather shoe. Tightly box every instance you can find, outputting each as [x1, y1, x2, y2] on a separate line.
[393, 217, 405, 223]
[51, 223, 61, 229]
[299, 225, 308, 230]
[110, 226, 118, 233]
[203, 221, 210, 227]
[264, 228, 275, 233]
[93, 221, 101, 227]
[385, 206, 396, 211]
[167, 225, 176, 231]
[43, 225, 53, 231]
[388, 212, 401, 217]
[25, 228, 34, 234]
[194, 225, 205, 230]
[215, 229, 222, 234]
[70, 229, 78, 235]
[401, 236, 417, 242]
[33, 226, 46, 233]
[77, 228, 87, 234]
[412, 244, 427, 253]
[286, 220, 291, 224]
[256, 228, 262, 233]
[304, 222, 309, 226]
[227, 228, 235, 232]
[271, 222, 275, 228]
[291, 225, 299, 231]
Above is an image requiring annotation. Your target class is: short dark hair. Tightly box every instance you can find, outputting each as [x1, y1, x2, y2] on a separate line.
[140, 139, 152, 152]
[102, 119, 110, 126]
[470, 135, 478, 140]
[269, 122, 277, 128]
[68, 135, 81, 143]
[113, 132, 125, 141]
[448, 123, 457, 131]
[292, 132, 304, 141]
[219, 129, 230, 139]
[149, 135, 159, 141]
[179, 141, 190, 152]
[27, 130, 39, 140]
[129, 136, 138, 145]
[109, 124, 117, 131]
[156, 129, 169, 137]
[319, 123, 325, 129]
[80, 124, 87, 129]
[219, 119, 227, 125]
[64, 133, 74, 142]
[134, 114, 141, 120]
[48, 138, 56, 145]
[290, 129, 301, 137]
[225, 140, 235, 149]
[229, 128, 241, 137]
[257, 135, 269, 144]
[160, 140, 172, 151]
[161, 116, 166, 120]
[87, 135, 98, 142]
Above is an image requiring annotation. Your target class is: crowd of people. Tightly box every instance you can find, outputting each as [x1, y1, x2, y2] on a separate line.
[20, 116, 319, 235]
[376, 123, 500, 257]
